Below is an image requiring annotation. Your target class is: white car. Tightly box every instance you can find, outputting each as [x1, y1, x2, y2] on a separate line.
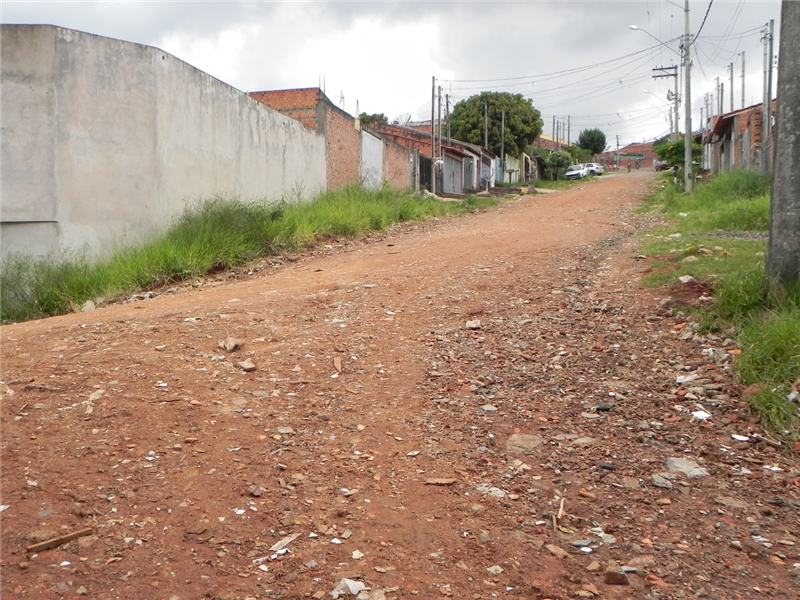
[585, 162, 604, 175]
[565, 164, 589, 180]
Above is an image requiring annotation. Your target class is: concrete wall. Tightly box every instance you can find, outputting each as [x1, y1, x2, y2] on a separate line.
[1, 25, 327, 257]
[361, 130, 383, 190]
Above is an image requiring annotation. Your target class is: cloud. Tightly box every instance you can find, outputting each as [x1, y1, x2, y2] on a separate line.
[1, 0, 783, 146]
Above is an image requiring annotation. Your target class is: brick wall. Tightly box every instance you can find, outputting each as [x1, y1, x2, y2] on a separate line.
[382, 136, 413, 190]
[249, 89, 321, 130]
[374, 123, 433, 156]
[324, 107, 360, 189]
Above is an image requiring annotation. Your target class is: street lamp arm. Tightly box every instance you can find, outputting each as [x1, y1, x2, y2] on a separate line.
[629, 25, 681, 56]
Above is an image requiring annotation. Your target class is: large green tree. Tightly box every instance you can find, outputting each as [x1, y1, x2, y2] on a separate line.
[449, 92, 543, 158]
[577, 128, 607, 155]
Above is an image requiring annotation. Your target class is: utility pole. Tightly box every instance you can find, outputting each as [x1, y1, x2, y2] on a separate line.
[767, 0, 800, 288]
[437, 86, 442, 162]
[484, 102, 488, 148]
[683, 0, 693, 192]
[763, 19, 775, 175]
[445, 94, 450, 142]
[430, 76, 436, 195]
[729, 62, 734, 112]
[552, 115, 556, 152]
[500, 110, 506, 180]
[653, 66, 680, 141]
[741, 51, 746, 109]
[567, 116, 571, 147]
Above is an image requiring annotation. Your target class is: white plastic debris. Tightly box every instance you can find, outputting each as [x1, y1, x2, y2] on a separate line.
[691, 410, 712, 422]
[763, 465, 784, 472]
[731, 434, 750, 442]
[269, 533, 300, 553]
[331, 578, 366, 598]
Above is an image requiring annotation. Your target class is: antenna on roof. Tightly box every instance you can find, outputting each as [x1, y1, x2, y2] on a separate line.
[338, 91, 345, 110]
[391, 113, 412, 126]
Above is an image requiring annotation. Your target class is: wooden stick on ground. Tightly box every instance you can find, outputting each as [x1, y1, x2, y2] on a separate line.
[26, 527, 95, 554]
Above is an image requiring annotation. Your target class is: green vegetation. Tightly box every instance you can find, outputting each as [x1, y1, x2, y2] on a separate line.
[449, 91, 544, 158]
[0, 187, 497, 324]
[640, 170, 800, 439]
[545, 151, 572, 180]
[577, 128, 607, 155]
[653, 136, 704, 167]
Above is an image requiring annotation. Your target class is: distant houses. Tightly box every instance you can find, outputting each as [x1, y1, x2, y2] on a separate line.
[703, 100, 777, 174]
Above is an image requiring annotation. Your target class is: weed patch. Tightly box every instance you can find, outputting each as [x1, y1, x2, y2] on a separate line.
[636, 171, 800, 439]
[1, 188, 497, 324]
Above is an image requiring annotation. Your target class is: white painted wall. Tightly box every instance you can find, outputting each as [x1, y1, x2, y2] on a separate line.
[1, 25, 327, 257]
[360, 130, 383, 190]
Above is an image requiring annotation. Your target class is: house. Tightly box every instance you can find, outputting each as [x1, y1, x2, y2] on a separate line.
[249, 88, 415, 192]
[598, 141, 657, 170]
[704, 100, 777, 174]
[372, 122, 499, 197]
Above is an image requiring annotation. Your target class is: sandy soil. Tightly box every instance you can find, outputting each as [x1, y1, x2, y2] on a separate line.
[2, 170, 799, 600]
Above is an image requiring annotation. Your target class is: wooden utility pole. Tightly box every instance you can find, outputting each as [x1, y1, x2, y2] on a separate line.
[767, 1, 800, 289]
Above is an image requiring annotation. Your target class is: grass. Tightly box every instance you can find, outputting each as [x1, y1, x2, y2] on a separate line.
[638, 170, 800, 440]
[533, 175, 602, 190]
[1, 186, 497, 324]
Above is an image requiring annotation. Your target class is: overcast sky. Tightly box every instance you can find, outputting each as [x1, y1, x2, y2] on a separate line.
[1, 0, 783, 150]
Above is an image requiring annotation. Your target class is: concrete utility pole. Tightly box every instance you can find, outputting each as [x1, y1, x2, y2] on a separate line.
[767, 1, 800, 289]
[741, 51, 746, 109]
[484, 103, 488, 148]
[500, 110, 506, 180]
[729, 62, 734, 112]
[431, 76, 436, 195]
[763, 19, 775, 175]
[683, 0, 693, 192]
[437, 86, 442, 161]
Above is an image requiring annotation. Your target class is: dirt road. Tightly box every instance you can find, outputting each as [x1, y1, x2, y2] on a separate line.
[2, 171, 799, 600]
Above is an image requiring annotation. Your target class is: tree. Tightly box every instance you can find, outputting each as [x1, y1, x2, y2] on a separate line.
[767, 0, 800, 290]
[568, 145, 593, 164]
[653, 136, 703, 167]
[449, 92, 543, 158]
[546, 151, 572, 180]
[359, 113, 388, 126]
[577, 128, 607, 155]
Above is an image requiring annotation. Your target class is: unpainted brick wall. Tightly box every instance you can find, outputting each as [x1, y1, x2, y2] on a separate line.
[249, 89, 321, 130]
[383, 139, 413, 190]
[325, 107, 361, 190]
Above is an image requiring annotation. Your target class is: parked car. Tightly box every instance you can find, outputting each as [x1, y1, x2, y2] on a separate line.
[585, 162, 604, 175]
[565, 164, 589, 180]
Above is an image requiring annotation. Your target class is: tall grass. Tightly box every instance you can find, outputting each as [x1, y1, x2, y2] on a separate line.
[641, 171, 800, 439]
[659, 169, 771, 232]
[1, 187, 497, 324]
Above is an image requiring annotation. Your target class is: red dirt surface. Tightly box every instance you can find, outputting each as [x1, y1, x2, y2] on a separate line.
[2, 171, 799, 600]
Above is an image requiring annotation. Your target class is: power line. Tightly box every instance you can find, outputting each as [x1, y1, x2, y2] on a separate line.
[692, 0, 715, 43]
